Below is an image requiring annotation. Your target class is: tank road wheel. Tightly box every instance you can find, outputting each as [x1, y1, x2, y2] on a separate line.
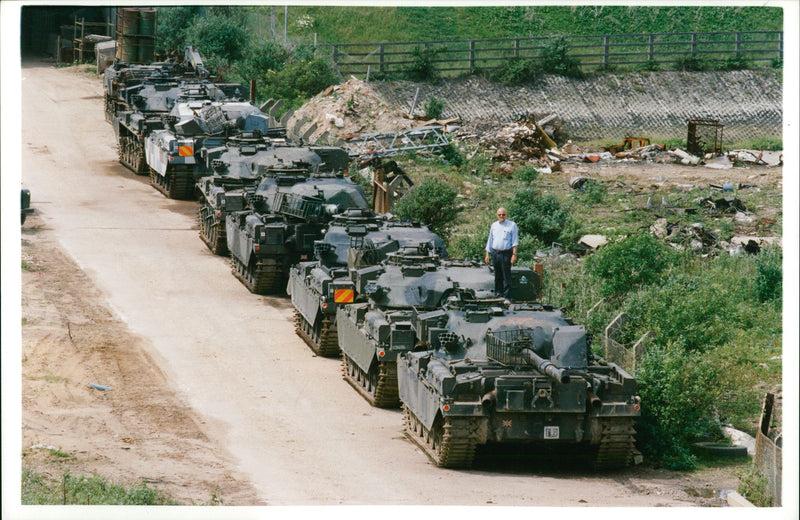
[294, 310, 339, 357]
[118, 136, 147, 175]
[591, 417, 637, 470]
[402, 406, 481, 468]
[149, 167, 193, 200]
[231, 255, 285, 295]
[198, 205, 228, 256]
[342, 355, 399, 408]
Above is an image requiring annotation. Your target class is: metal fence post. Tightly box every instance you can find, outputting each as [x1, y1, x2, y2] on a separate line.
[779, 31, 783, 62]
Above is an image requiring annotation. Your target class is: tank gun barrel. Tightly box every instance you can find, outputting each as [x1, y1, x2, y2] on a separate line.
[523, 349, 570, 383]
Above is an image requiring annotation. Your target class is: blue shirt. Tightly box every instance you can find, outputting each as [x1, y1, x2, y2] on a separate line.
[486, 219, 519, 252]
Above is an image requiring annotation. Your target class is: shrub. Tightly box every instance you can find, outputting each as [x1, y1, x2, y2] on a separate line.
[584, 232, 676, 298]
[721, 53, 750, 71]
[754, 246, 782, 302]
[771, 57, 783, 69]
[512, 164, 539, 182]
[261, 58, 338, 111]
[637, 59, 662, 72]
[393, 178, 460, 238]
[423, 95, 444, 119]
[635, 345, 723, 470]
[155, 6, 202, 52]
[576, 179, 607, 204]
[234, 40, 290, 81]
[405, 45, 445, 82]
[507, 188, 570, 245]
[439, 144, 464, 167]
[491, 56, 539, 85]
[539, 37, 584, 79]
[675, 54, 706, 72]
[183, 14, 248, 62]
[738, 466, 773, 506]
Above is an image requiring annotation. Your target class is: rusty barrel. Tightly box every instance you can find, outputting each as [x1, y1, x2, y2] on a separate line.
[138, 10, 156, 36]
[120, 8, 139, 35]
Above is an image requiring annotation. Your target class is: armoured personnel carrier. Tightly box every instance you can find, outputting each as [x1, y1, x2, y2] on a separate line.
[398, 289, 640, 469]
[335, 250, 539, 407]
[196, 138, 348, 255]
[225, 174, 370, 295]
[145, 99, 267, 199]
[288, 209, 447, 357]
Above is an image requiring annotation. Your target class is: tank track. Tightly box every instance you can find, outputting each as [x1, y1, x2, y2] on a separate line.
[198, 204, 228, 256]
[231, 254, 285, 295]
[342, 355, 399, 408]
[403, 405, 483, 468]
[592, 417, 637, 470]
[118, 135, 147, 175]
[149, 168, 194, 200]
[294, 310, 339, 357]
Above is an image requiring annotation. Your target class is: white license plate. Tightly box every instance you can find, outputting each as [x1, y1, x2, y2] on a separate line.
[544, 426, 560, 439]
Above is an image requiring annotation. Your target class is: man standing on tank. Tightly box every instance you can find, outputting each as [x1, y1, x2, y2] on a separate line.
[484, 207, 518, 303]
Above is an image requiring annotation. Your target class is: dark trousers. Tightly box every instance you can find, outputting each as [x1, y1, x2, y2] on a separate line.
[492, 250, 513, 299]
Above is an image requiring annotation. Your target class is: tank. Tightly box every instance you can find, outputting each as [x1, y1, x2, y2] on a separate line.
[397, 289, 640, 469]
[144, 99, 268, 199]
[225, 174, 370, 294]
[196, 138, 349, 255]
[106, 46, 247, 175]
[288, 209, 447, 357]
[335, 248, 540, 407]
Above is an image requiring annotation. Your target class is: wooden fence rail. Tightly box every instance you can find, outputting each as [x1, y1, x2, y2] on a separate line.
[320, 31, 783, 77]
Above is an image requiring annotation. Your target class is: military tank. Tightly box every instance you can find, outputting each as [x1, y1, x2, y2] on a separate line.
[144, 98, 268, 199]
[288, 209, 447, 357]
[106, 46, 246, 174]
[225, 174, 370, 295]
[335, 249, 540, 408]
[196, 138, 349, 255]
[397, 289, 640, 469]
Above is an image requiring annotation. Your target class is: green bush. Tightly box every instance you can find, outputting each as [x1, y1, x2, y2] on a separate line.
[233, 40, 290, 81]
[635, 345, 723, 470]
[507, 188, 570, 245]
[675, 54, 706, 72]
[423, 95, 445, 119]
[575, 179, 607, 204]
[393, 178, 460, 238]
[721, 53, 750, 71]
[155, 6, 202, 52]
[183, 14, 249, 62]
[636, 59, 662, 72]
[754, 247, 782, 302]
[512, 164, 539, 182]
[405, 45, 445, 82]
[539, 37, 584, 79]
[585, 233, 676, 298]
[439, 144, 464, 167]
[261, 58, 338, 111]
[491, 56, 539, 85]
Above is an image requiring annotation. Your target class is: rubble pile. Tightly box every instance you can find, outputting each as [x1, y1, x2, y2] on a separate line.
[287, 78, 422, 145]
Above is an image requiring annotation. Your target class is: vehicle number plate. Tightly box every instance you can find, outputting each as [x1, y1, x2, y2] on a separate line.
[544, 426, 560, 439]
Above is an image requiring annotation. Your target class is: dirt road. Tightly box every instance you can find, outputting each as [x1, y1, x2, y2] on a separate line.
[12, 61, 747, 509]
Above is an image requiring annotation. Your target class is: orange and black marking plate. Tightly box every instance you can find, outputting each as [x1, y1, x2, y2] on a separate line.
[334, 288, 354, 303]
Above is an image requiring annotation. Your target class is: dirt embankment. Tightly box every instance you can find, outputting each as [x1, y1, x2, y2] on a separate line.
[288, 70, 782, 145]
[20, 216, 261, 505]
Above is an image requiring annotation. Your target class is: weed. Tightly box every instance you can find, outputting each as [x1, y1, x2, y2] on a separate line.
[405, 45, 445, 82]
[22, 317, 29, 326]
[738, 466, 773, 506]
[512, 164, 539, 182]
[21, 260, 33, 271]
[423, 95, 444, 119]
[22, 467, 177, 505]
[675, 54, 706, 72]
[637, 59, 662, 72]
